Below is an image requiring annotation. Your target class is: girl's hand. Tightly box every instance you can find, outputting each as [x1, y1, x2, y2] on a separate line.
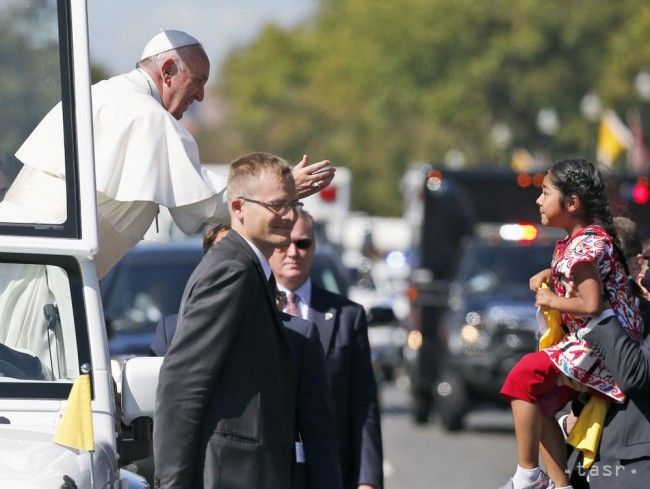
[535, 287, 557, 309]
[530, 268, 552, 292]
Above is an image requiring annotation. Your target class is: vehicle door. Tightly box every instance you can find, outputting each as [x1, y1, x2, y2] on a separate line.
[0, 1, 118, 487]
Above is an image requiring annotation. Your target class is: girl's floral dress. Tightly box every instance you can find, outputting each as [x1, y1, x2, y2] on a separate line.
[545, 225, 644, 402]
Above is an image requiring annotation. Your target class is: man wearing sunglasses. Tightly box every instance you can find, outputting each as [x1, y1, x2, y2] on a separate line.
[269, 211, 384, 489]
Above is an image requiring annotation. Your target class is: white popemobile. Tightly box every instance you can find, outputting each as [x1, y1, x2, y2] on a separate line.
[0, 1, 162, 487]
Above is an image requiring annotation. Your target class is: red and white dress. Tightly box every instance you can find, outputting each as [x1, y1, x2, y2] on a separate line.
[544, 225, 644, 402]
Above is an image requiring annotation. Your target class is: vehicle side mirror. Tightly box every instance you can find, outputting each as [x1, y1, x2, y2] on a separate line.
[121, 356, 163, 425]
[119, 357, 164, 464]
[367, 306, 396, 326]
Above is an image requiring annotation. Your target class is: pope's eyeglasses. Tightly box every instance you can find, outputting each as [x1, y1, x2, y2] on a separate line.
[239, 197, 303, 216]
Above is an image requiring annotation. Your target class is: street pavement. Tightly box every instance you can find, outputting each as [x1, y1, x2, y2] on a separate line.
[380, 380, 518, 488]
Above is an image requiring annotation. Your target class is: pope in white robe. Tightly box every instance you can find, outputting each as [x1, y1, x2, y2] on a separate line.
[0, 30, 334, 373]
[2, 66, 229, 277]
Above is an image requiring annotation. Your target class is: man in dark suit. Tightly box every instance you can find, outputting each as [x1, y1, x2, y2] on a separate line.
[154, 152, 301, 489]
[151, 221, 342, 489]
[281, 311, 343, 489]
[149, 222, 342, 489]
[269, 211, 384, 489]
[583, 309, 650, 489]
[150, 309, 343, 489]
[560, 304, 650, 489]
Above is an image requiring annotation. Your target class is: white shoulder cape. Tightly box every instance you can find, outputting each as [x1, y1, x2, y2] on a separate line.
[15, 69, 226, 209]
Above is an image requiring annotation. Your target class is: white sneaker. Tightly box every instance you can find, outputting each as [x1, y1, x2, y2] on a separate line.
[499, 470, 556, 489]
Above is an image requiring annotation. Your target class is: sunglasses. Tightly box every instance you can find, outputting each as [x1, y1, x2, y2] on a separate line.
[280, 239, 313, 251]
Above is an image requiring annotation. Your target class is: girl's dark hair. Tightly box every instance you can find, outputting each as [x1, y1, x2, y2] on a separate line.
[548, 158, 629, 275]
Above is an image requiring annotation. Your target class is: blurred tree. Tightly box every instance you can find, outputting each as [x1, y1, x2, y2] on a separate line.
[0, 0, 110, 190]
[91, 64, 112, 84]
[207, 0, 650, 215]
[0, 0, 61, 185]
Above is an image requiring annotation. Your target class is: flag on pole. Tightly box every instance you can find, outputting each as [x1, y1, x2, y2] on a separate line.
[53, 373, 94, 451]
[597, 110, 632, 165]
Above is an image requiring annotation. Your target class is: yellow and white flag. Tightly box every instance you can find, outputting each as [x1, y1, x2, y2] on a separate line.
[597, 110, 632, 165]
[53, 373, 94, 451]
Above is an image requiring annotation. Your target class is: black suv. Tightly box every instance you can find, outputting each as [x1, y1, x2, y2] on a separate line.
[404, 228, 559, 430]
[100, 239, 349, 357]
[429, 233, 555, 430]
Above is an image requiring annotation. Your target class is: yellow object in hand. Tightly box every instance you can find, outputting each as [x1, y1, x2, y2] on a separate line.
[538, 282, 564, 350]
[567, 396, 608, 468]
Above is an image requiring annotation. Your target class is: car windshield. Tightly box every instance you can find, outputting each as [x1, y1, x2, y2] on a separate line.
[101, 252, 201, 332]
[455, 243, 553, 295]
[101, 243, 349, 336]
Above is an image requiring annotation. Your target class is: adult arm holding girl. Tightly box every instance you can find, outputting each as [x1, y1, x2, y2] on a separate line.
[584, 313, 650, 396]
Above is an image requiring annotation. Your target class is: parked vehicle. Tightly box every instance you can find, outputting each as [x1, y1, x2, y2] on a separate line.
[101, 240, 350, 358]
[366, 305, 406, 382]
[349, 256, 410, 383]
[404, 169, 543, 425]
[100, 240, 203, 357]
[418, 227, 556, 430]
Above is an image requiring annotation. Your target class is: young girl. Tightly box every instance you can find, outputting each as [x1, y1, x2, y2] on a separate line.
[499, 159, 644, 489]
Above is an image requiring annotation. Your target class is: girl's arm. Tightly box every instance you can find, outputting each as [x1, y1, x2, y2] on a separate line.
[530, 268, 552, 292]
[535, 261, 603, 316]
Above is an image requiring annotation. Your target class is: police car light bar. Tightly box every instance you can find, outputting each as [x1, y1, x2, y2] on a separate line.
[499, 223, 538, 242]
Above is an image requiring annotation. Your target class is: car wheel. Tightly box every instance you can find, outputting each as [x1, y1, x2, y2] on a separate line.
[434, 371, 468, 432]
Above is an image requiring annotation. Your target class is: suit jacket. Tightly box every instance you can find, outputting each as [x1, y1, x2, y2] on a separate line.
[149, 311, 342, 489]
[584, 300, 650, 462]
[153, 231, 296, 489]
[282, 312, 343, 489]
[309, 285, 383, 489]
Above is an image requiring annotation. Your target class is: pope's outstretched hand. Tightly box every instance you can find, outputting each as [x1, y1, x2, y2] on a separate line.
[292, 155, 336, 199]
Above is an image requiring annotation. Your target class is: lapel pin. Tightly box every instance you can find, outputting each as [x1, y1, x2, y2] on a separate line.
[325, 312, 334, 321]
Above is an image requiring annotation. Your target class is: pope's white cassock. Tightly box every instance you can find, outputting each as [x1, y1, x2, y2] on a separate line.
[0, 69, 228, 373]
[1, 68, 229, 277]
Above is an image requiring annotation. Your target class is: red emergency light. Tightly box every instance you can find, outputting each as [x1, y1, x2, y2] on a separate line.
[632, 178, 650, 205]
[319, 185, 337, 202]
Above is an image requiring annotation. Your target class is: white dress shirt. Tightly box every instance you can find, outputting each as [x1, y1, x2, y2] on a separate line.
[240, 236, 272, 281]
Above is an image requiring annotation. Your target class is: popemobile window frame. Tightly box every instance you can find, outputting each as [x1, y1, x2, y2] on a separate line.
[0, 0, 98, 257]
[0, 253, 92, 400]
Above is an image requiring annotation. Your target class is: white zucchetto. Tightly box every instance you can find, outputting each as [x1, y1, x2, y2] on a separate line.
[140, 29, 202, 60]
